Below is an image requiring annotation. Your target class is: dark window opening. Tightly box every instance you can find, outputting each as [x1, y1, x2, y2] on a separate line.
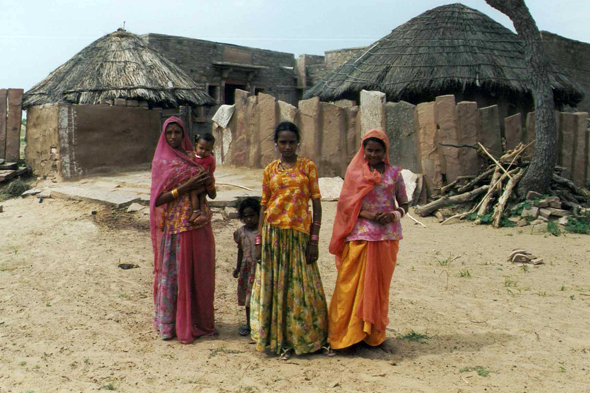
[254, 87, 265, 96]
[224, 83, 246, 105]
[208, 85, 219, 103]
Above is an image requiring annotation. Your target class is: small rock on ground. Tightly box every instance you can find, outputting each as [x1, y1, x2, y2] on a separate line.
[126, 203, 144, 213]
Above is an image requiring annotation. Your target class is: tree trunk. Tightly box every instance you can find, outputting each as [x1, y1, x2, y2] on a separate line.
[485, 0, 557, 195]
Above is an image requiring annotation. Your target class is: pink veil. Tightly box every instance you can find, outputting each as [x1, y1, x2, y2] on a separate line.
[328, 130, 390, 267]
[149, 116, 202, 274]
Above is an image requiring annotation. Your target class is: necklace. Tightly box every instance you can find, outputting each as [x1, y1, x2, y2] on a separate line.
[279, 158, 297, 170]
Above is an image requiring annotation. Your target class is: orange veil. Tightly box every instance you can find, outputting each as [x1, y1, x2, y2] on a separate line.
[329, 130, 390, 267]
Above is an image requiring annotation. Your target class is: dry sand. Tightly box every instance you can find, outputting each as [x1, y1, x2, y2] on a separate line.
[1, 182, 589, 392]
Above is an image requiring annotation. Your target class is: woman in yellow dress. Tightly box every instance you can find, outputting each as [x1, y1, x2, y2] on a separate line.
[251, 121, 331, 360]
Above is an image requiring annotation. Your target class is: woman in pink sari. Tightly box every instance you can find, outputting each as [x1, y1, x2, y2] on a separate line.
[150, 116, 217, 344]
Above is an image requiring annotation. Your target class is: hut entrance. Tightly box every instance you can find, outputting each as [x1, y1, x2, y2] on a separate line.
[224, 83, 246, 105]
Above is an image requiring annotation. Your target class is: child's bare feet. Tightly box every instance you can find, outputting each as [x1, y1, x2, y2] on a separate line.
[191, 210, 209, 226]
[189, 211, 201, 224]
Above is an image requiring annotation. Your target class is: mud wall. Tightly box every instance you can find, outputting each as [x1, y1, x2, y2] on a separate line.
[26, 104, 161, 179]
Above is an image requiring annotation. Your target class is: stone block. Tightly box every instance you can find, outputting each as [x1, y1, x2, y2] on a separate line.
[521, 206, 539, 218]
[232, 89, 250, 167]
[0, 89, 7, 159]
[114, 98, 126, 106]
[537, 200, 549, 208]
[539, 208, 551, 219]
[549, 200, 562, 209]
[126, 99, 139, 107]
[6, 89, 23, 162]
[531, 222, 548, 234]
[478, 105, 502, 159]
[547, 208, 568, 217]
[504, 113, 523, 151]
[126, 202, 144, 213]
[298, 97, 321, 164]
[246, 96, 260, 168]
[345, 106, 360, 164]
[360, 90, 385, 137]
[526, 190, 542, 200]
[436, 95, 460, 182]
[517, 218, 529, 227]
[320, 102, 347, 177]
[456, 101, 480, 176]
[278, 100, 297, 123]
[558, 216, 569, 225]
[138, 101, 149, 108]
[225, 206, 239, 219]
[258, 93, 278, 167]
[572, 113, 588, 187]
[333, 99, 355, 108]
[99, 98, 113, 105]
[385, 101, 418, 172]
[416, 101, 442, 195]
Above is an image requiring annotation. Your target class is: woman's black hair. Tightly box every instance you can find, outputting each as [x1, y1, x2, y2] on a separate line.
[196, 133, 216, 145]
[274, 121, 300, 143]
[362, 137, 386, 150]
[237, 197, 261, 219]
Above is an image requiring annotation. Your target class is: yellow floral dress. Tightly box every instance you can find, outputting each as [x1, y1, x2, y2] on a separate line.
[250, 157, 328, 355]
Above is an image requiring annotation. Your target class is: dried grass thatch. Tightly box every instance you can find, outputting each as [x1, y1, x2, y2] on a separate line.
[304, 4, 584, 106]
[23, 29, 215, 109]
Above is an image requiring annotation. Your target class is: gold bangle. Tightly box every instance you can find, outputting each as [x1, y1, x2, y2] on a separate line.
[171, 189, 179, 198]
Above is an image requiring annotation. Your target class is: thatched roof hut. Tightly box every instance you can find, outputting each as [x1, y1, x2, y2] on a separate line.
[304, 4, 584, 107]
[23, 29, 215, 109]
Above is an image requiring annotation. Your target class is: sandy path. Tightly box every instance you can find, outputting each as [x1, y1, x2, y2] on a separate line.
[0, 193, 589, 392]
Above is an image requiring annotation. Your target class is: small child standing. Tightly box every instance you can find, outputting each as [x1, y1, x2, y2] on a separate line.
[233, 197, 261, 336]
[189, 133, 216, 225]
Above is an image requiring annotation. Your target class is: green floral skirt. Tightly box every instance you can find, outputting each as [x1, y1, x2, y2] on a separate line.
[250, 224, 328, 355]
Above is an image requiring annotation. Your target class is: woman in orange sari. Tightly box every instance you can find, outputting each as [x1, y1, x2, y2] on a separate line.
[328, 130, 408, 349]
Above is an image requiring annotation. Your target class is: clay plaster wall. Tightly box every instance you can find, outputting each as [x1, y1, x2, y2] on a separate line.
[26, 104, 161, 179]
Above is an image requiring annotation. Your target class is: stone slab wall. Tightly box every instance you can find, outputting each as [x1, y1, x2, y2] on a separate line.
[1, 88, 23, 162]
[219, 90, 590, 189]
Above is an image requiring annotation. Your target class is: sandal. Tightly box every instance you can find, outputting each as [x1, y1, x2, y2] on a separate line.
[279, 348, 292, 361]
[322, 345, 336, 357]
[238, 325, 251, 336]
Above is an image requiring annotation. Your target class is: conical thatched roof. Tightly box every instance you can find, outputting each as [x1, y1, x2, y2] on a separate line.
[23, 29, 215, 109]
[304, 4, 584, 106]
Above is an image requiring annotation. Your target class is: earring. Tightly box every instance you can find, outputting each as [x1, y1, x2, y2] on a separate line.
[363, 155, 367, 160]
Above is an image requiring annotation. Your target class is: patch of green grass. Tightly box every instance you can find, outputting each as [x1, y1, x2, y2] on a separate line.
[565, 216, 590, 234]
[570, 295, 575, 300]
[46, 302, 51, 307]
[504, 277, 518, 287]
[84, 357, 90, 364]
[19, 361, 26, 366]
[547, 221, 561, 237]
[400, 330, 430, 343]
[560, 285, 566, 291]
[459, 366, 490, 377]
[459, 270, 471, 278]
[500, 215, 516, 228]
[119, 293, 127, 299]
[560, 366, 566, 373]
[438, 257, 450, 266]
[208, 347, 244, 358]
[103, 382, 115, 390]
[520, 264, 529, 273]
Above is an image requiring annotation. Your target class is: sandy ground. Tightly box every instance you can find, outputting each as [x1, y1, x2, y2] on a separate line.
[1, 172, 590, 392]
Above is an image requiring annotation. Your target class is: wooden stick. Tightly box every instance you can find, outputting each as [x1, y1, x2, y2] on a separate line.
[415, 185, 489, 217]
[475, 166, 502, 224]
[552, 174, 590, 201]
[441, 175, 476, 194]
[492, 168, 524, 228]
[407, 212, 427, 228]
[456, 167, 495, 194]
[216, 182, 253, 191]
[441, 168, 519, 225]
[478, 143, 513, 180]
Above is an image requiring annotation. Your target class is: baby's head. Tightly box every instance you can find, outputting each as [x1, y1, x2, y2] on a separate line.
[196, 133, 215, 158]
[238, 197, 261, 229]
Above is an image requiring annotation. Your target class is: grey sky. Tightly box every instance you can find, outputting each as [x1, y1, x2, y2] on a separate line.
[1, 0, 588, 92]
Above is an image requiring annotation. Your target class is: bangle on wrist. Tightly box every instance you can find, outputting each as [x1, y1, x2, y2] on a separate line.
[399, 206, 406, 217]
[312, 221, 321, 227]
[171, 189, 179, 198]
[311, 234, 319, 242]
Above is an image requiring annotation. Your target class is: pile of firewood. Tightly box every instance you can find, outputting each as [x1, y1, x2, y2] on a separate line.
[414, 142, 590, 229]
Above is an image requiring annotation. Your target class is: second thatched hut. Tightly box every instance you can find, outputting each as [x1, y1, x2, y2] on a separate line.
[304, 3, 585, 119]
